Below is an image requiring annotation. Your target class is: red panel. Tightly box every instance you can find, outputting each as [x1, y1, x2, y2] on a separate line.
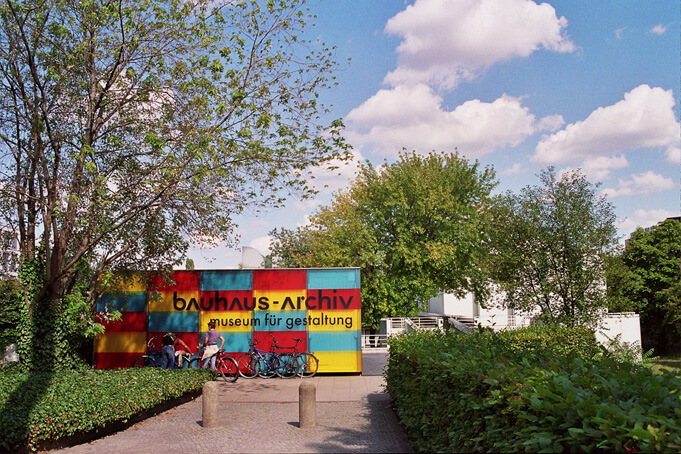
[253, 331, 307, 354]
[198, 290, 255, 311]
[305, 289, 361, 310]
[96, 311, 147, 332]
[253, 269, 307, 290]
[95, 352, 141, 369]
[148, 271, 200, 292]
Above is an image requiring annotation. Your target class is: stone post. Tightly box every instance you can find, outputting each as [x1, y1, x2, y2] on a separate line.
[298, 380, 316, 429]
[202, 381, 219, 428]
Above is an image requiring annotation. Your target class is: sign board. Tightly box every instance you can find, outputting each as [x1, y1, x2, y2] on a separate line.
[94, 268, 361, 373]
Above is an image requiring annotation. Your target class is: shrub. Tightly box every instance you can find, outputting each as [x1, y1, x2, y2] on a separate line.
[0, 366, 216, 452]
[385, 328, 681, 453]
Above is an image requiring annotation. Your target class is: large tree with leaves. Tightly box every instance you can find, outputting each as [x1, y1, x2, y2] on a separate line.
[486, 168, 618, 326]
[0, 0, 349, 367]
[270, 151, 497, 329]
[607, 218, 681, 354]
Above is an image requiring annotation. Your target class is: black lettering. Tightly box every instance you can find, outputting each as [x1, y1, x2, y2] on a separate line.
[200, 296, 212, 311]
[187, 297, 199, 311]
[258, 297, 269, 310]
[244, 297, 256, 310]
[286, 317, 294, 330]
[282, 297, 295, 310]
[215, 292, 228, 310]
[305, 296, 317, 310]
[229, 297, 243, 311]
[173, 292, 186, 311]
[318, 290, 332, 309]
[340, 296, 353, 309]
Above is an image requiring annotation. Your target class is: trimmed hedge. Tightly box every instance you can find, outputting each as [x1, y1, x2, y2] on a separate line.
[385, 327, 681, 453]
[0, 365, 216, 452]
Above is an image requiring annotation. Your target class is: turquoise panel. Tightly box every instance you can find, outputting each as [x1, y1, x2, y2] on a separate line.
[307, 269, 360, 289]
[148, 311, 199, 332]
[96, 292, 147, 312]
[308, 330, 360, 352]
[222, 331, 252, 352]
[253, 310, 307, 331]
[200, 270, 252, 291]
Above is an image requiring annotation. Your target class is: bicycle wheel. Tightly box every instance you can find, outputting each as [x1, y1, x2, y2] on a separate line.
[132, 355, 157, 368]
[278, 353, 297, 378]
[187, 357, 201, 369]
[237, 354, 258, 378]
[258, 353, 278, 378]
[295, 353, 319, 378]
[217, 356, 239, 383]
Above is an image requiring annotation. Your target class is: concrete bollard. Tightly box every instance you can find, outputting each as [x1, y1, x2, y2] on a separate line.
[298, 380, 316, 429]
[202, 381, 219, 428]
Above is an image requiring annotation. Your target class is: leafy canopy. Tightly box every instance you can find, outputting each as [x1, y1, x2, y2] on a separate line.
[487, 167, 618, 326]
[270, 151, 497, 329]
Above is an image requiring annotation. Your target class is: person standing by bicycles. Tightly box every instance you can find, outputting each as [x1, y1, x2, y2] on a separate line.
[173, 335, 192, 368]
[161, 332, 176, 369]
[202, 321, 225, 370]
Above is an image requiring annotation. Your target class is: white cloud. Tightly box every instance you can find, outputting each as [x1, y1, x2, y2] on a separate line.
[650, 24, 667, 35]
[601, 171, 675, 198]
[502, 163, 524, 175]
[307, 149, 364, 194]
[347, 84, 560, 158]
[665, 146, 681, 165]
[559, 155, 629, 182]
[618, 209, 678, 236]
[248, 236, 272, 256]
[615, 27, 627, 40]
[383, 0, 575, 89]
[534, 85, 680, 164]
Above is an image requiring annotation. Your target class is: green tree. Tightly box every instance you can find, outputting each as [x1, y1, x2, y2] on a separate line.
[487, 168, 618, 326]
[270, 151, 497, 329]
[0, 0, 349, 368]
[607, 218, 681, 354]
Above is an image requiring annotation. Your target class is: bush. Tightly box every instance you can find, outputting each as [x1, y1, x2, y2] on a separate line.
[385, 328, 681, 453]
[0, 366, 216, 452]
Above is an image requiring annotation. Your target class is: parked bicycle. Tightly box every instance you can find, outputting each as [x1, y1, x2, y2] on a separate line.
[187, 347, 239, 383]
[237, 336, 319, 378]
[132, 336, 163, 368]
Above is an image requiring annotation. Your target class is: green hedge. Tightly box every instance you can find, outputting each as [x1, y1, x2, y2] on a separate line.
[0, 365, 216, 452]
[385, 328, 681, 453]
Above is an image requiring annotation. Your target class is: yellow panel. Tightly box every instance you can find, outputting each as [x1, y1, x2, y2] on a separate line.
[148, 291, 199, 312]
[200, 311, 254, 333]
[95, 332, 147, 353]
[315, 350, 362, 373]
[307, 310, 360, 331]
[253, 289, 307, 312]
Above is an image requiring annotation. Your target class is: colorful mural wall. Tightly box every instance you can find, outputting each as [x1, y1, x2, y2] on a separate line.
[94, 268, 361, 373]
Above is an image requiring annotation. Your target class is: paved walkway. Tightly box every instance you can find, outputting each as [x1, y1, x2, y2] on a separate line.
[50, 350, 413, 454]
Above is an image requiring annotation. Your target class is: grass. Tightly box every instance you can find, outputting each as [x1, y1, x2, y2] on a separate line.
[650, 355, 681, 375]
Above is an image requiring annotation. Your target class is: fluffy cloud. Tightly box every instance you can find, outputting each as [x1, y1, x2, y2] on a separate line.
[346, 84, 562, 158]
[650, 24, 667, 35]
[559, 155, 629, 182]
[601, 171, 675, 198]
[307, 149, 364, 194]
[618, 209, 678, 236]
[665, 146, 681, 165]
[384, 0, 575, 89]
[534, 85, 680, 164]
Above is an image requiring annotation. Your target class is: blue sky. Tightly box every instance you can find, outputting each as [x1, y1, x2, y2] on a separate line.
[189, 0, 680, 268]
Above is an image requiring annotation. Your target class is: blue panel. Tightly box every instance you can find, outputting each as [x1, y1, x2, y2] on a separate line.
[223, 332, 252, 352]
[200, 270, 252, 291]
[308, 330, 361, 352]
[253, 310, 307, 332]
[307, 269, 360, 289]
[96, 292, 147, 312]
[148, 311, 199, 332]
